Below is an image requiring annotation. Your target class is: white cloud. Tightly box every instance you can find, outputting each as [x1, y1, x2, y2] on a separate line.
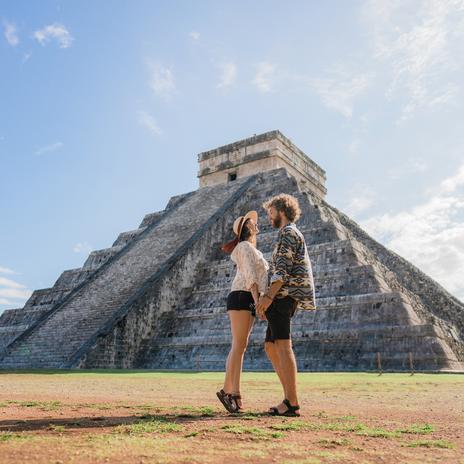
[436, 163, 464, 194]
[73, 242, 93, 254]
[148, 61, 176, 100]
[33, 23, 73, 48]
[0, 266, 18, 275]
[387, 156, 429, 180]
[308, 67, 371, 118]
[252, 61, 276, 93]
[137, 110, 162, 136]
[3, 20, 19, 46]
[343, 184, 377, 217]
[217, 62, 237, 90]
[360, 162, 464, 301]
[361, 0, 464, 122]
[0, 267, 32, 308]
[189, 31, 200, 40]
[35, 141, 64, 155]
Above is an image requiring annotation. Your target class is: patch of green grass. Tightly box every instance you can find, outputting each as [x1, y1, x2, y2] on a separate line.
[0, 432, 32, 442]
[114, 415, 184, 435]
[175, 405, 216, 417]
[0, 432, 18, 442]
[221, 424, 283, 440]
[269, 418, 407, 440]
[309, 450, 348, 459]
[336, 415, 357, 421]
[269, 421, 308, 431]
[394, 423, 435, 435]
[47, 424, 66, 432]
[281, 459, 322, 464]
[406, 439, 455, 449]
[317, 437, 353, 448]
[353, 424, 401, 439]
[5, 399, 62, 411]
[183, 426, 216, 438]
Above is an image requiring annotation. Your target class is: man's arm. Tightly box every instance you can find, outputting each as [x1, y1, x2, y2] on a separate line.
[265, 279, 284, 300]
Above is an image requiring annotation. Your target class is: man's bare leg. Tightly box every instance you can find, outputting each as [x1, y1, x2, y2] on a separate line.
[272, 339, 299, 413]
[264, 341, 287, 391]
[264, 341, 288, 409]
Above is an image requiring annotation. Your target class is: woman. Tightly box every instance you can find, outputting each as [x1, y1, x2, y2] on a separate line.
[216, 210, 269, 413]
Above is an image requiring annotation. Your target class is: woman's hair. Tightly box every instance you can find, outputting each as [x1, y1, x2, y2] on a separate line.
[238, 219, 253, 242]
[220, 218, 253, 254]
[262, 193, 301, 222]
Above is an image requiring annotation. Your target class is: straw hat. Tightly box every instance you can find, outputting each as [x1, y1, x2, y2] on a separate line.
[233, 210, 258, 238]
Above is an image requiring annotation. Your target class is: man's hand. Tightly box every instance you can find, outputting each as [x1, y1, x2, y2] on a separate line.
[256, 295, 273, 320]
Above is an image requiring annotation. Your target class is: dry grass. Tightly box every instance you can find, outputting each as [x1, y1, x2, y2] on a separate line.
[0, 370, 463, 463]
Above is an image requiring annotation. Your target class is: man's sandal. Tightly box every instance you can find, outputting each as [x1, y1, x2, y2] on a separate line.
[216, 389, 239, 413]
[268, 398, 301, 417]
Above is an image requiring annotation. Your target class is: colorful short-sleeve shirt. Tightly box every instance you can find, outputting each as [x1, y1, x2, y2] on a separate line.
[268, 222, 316, 311]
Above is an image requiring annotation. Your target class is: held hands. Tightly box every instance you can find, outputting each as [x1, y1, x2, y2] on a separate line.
[256, 294, 273, 320]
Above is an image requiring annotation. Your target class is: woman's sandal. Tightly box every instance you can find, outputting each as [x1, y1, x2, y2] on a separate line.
[216, 389, 239, 413]
[268, 398, 301, 417]
[230, 393, 243, 412]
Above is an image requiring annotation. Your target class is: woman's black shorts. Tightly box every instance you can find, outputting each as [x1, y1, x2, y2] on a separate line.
[226, 290, 256, 317]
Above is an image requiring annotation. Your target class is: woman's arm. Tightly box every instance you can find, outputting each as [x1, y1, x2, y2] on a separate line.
[250, 282, 259, 305]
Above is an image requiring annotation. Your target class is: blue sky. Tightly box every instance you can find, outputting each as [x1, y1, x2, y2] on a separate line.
[1, 0, 463, 315]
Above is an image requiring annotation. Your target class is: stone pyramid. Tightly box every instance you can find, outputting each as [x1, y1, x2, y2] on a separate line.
[1, 130, 463, 371]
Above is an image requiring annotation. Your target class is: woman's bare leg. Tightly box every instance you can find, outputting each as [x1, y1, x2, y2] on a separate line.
[223, 310, 254, 398]
[230, 313, 255, 408]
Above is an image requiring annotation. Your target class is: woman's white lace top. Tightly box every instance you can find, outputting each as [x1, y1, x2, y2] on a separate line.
[230, 241, 269, 295]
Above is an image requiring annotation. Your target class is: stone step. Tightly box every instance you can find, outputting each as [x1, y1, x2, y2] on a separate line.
[139, 290, 424, 364]
[112, 227, 147, 247]
[191, 263, 389, 298]
[198, 239, 366, 280]
[0, 176, 255, 369]
[256, 222, 347, 248]
[141, 323, 459, 371]
[163, 291, 415, 318]
[145, 323, 454, 353]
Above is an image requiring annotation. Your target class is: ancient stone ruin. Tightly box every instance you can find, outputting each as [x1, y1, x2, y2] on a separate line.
[0, 130, 463, 371]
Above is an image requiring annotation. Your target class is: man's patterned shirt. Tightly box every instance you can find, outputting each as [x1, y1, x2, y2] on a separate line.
[268, 222, 316, 311]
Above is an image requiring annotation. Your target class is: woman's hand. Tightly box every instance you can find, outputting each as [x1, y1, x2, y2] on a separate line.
[256, 295, 272, 320]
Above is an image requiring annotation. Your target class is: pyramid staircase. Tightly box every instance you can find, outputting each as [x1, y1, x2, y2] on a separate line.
[0, 168, 463, 371]
[136, 170, 464, 371]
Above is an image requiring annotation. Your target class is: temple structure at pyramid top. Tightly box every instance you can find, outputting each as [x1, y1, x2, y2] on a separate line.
[0, 129, 463, 372]
[197, 130, 327, 199]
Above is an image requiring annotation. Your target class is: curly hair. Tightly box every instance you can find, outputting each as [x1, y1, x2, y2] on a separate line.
[262, 193, 301, 222]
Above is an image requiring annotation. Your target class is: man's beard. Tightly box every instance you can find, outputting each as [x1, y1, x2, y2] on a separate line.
[272, 216, 281, 228]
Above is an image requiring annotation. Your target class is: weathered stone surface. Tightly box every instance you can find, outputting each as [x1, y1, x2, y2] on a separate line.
[0, 130, 462, 371]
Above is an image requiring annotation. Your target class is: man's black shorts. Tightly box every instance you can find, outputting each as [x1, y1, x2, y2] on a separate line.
[226, 290, 256, 317]
[264, 296, 297, 343]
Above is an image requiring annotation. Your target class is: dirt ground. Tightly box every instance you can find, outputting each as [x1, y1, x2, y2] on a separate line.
[0, 370, 463, 464]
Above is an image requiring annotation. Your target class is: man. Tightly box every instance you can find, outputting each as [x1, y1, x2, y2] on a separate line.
[256, 193, 316, 417]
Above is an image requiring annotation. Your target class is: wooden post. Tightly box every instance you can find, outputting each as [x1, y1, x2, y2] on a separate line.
[409, 352, 414, 375]
[377, 352, 382, 375]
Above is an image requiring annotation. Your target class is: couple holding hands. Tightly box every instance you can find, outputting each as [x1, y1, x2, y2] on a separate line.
[216, 193, 316, 417]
